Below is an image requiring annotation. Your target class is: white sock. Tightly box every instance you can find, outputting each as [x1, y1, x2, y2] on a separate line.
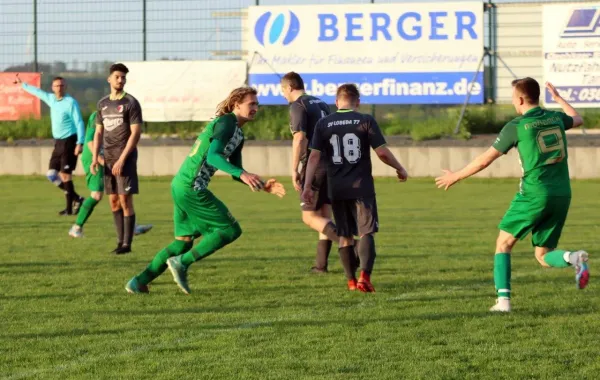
[563, 251, 573, 265]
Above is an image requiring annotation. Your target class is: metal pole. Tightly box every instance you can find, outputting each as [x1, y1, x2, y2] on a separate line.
[33, 0, 38, 71]
[490, 1, 497, 103]
[142, 0, 147, 60]
[453, 52, 486, 135]
[371, 0, 375, 116]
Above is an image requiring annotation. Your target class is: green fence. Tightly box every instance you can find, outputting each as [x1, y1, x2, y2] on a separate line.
[1, 0, 597, 141]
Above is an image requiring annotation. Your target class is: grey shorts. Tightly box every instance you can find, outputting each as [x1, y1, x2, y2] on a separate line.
[104, 153, 138, 195]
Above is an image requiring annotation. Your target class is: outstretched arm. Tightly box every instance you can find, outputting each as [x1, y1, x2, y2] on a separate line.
[546, 82, 584, 128]
[435, 147, 503, 190]
[207, 139, 244, 178]
[226, 142, 245, 184]
[16, 75, 53, 106]
[207, 139, 264, 191]
[226, 144, 285, 197]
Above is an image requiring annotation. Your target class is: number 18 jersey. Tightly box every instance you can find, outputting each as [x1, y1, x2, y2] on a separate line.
[310, 109, 386, 201]
[493, 106, 574, 197]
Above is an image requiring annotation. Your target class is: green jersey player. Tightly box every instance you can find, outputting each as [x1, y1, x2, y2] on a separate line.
[435, 78, 589, 312]
[68, 112, 152, 240]
[126, 87, 286, 294]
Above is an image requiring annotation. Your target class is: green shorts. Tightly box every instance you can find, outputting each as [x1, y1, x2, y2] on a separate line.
[171, 182, 237, 238]
[84, 163, 104, 192]
[498, 193, 571, 248]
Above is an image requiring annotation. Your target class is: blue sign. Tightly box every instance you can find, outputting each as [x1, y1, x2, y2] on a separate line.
[248, 3, 484, 105]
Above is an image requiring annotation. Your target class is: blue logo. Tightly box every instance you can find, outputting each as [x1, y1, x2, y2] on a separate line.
[254, 11, 300, 46]
[561, 8, 600, 38]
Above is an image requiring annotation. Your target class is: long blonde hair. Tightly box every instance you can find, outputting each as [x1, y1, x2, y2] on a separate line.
[215, 86, 258, 117]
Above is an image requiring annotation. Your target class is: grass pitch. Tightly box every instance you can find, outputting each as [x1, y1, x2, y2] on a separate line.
[1, 176, 599, 379]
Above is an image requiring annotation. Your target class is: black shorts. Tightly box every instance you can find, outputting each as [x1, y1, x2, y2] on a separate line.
[300, 161, 330, 212]
[104, 152, 138, 195]
[49, 134, 78, 174]
[331, 196, 379, 238]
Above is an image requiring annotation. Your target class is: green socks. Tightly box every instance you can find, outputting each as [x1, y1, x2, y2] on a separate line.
[180, 223, 242, 267]
[136, 240, 193, 285]
[494, 253, 511, 299]
[543, 250, 570, 268]
[136, 223, 243, 286]
[493, 250, 572, 300]
[75, 197, 99, 227]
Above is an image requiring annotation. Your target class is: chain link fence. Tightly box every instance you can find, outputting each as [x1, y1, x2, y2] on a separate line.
[0, 0, 594, 116]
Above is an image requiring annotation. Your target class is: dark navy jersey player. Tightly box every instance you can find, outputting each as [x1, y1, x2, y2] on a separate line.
[303, 84, 408, 293]
[281, 72, 336, 273]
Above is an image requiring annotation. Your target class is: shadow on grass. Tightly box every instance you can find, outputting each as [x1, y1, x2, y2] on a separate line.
[3, 328, 128, 340]
[2, 262, 72, 268]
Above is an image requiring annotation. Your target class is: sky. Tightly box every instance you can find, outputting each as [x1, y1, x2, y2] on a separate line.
[0, 0, 589, 71]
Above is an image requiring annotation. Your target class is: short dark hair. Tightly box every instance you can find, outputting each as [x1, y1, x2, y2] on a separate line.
[281, 72, 304, 90]
[110, 63, 129, 75]
[336, 84, 360, 103]
[52, 76, 64, 83]
[511, 77, 540, 104]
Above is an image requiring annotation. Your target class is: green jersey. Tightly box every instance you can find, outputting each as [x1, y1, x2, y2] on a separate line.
[81, 111, 97, 169]
[174, 113, 244, 191]
[493, 106, 574, 197]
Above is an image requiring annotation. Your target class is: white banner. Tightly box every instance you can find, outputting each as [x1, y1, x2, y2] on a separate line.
[247, 2, 484, 105]
[122, 61, 247, 122]
[543, 4, 600, 108]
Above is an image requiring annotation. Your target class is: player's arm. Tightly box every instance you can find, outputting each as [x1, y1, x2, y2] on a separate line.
[16, 76, 53, 106]
[290, 103, 308, 191]
[292, 132, 308, 188]
[546, 82, 583, 128]
[71, 99, 85, 154]
[435, 147, 503, 190]
[114, 100, 143, 175]
[435, 123, 516, 190]
[226, 135, 285, 196]
[303, 149, 321, 193]
[227, 140, 245, 184]
[86, 112, 104, 166]
[301, 123, 324, 202]
[116, 123, 141, 162]
[375, 146, 408, 181]
[369, 116, 408, 181]
[91, 111, 104, 175]
[207, 115, 264, 191]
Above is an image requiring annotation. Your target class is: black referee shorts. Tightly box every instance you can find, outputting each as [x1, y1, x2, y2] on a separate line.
[49, 134, 78, 174]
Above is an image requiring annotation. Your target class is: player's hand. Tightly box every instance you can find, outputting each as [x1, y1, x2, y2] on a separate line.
[301, 187, 314, 204]
[396, 167, 408, 182]
[291, 171, 302, 192]
[264, 178, 286, 198]
[240, 171, 265, 192]
[14, 74, 21, 85]
[112, 159, 125, 176]
[545, 82, 562, 102]
[90, 159, 99, 175]
[74, 144, 82, 156]
[98, 155, 105, 166]
[435, 169, 460, 191]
